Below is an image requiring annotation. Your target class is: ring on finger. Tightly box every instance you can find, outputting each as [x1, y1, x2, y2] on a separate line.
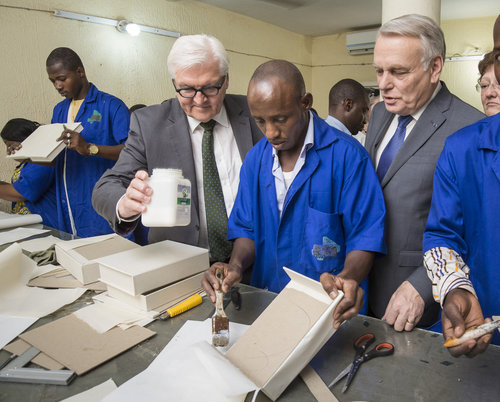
[407, 320, 415, 325]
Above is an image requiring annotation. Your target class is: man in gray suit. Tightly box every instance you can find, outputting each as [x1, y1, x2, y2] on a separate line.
[365, 14, 484, 331]
[92, 34, 262, 262]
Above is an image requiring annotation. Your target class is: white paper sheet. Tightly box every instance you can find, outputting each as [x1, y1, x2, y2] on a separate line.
[103, 320, 256, 402]
[0, 244, 86, 318]
[0, 211, 42, 230]
[20, 235, 62, 252]
[60, 379, 117, 402]
[0, 314, 37, 349]
[73, 292, 156, 333]
[0, 227, 49, 246]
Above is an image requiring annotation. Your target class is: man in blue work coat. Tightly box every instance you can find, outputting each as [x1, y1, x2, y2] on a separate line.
[423, 15, 500, 358]
[203, 60, 386, 327]
[46, 47, 130, 237]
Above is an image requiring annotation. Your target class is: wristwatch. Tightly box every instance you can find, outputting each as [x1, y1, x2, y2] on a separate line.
[88, 143, 99, 156]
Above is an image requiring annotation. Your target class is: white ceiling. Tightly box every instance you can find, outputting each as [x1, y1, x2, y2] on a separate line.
[195, 0, 500, 36]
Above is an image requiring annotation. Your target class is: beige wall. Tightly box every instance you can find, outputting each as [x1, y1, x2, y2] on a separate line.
[0, 1, 497, 212]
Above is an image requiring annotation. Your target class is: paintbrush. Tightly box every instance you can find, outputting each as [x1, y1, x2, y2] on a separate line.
[212, 267, 229, 347]
[444, 319, 500, 347]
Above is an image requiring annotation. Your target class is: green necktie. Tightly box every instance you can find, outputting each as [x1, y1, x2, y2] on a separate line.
[201, 120, 233, 263]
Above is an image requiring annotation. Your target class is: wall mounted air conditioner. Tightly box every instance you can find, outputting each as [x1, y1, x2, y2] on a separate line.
[346, 29, 378, 55]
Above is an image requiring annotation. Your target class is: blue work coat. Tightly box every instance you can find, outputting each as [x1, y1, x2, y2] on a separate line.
[12, 162, 59, 230]
[51, 83, 129, 237]
[228, 113, 386, 293]
[424, 113, 500, 345]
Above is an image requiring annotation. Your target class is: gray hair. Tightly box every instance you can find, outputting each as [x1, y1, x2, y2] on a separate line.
[378, 14, 446, 70]
[167, 34, 229, 79]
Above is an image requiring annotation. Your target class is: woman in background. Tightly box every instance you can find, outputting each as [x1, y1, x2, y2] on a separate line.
[0, 118, 59, 228]
[477, 51, 500, 116]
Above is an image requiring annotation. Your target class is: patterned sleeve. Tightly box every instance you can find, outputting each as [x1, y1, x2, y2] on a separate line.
[423, 246, 476, 306]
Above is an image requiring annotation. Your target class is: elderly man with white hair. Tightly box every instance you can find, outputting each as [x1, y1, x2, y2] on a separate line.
[92, 34, 262, 263]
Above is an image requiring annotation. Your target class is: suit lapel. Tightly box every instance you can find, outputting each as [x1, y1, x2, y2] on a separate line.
[366, 106, 393, 167]
[225, 96, 254, 160]
[380, 84, 451, 187]
[166, 101, 200, 226]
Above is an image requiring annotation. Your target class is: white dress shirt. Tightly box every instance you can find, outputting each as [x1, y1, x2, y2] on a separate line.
[375, 82, 442, 168]
[187, 105, 242, 248]
[272, 111, 314, 216]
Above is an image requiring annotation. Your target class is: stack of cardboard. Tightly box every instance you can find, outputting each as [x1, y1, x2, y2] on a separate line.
[96, 240, 209, 311]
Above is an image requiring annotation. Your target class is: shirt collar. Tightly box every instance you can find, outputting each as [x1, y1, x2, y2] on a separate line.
[187, 104, 229, 134]
[410, 81, 442, 121]
[325, 115, 351, 135]
[272, 110, 315, 161]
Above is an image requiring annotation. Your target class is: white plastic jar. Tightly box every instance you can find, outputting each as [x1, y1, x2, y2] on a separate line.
[141, 168, 191, 227]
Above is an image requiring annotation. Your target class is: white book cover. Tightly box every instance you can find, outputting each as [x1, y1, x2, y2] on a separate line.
[97, 240, 209, 296]
[7, 122, 82, 162]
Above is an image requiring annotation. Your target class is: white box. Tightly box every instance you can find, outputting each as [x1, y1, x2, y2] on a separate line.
[55, 234, 139, 284]
[106, 271, 204, 311]
[7, 122, 82, 162]
[97, 240, 209, 296]
[225, 267, 343, 401]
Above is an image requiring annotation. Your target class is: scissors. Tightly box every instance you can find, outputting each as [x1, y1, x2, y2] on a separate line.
[328, 333, 394, 393]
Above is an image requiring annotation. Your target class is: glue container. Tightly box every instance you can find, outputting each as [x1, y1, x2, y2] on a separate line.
[141, 168, 191, 227]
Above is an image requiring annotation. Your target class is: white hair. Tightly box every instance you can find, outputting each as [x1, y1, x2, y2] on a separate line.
[167, 34, 229, 79]
[378, 14, 446, 70]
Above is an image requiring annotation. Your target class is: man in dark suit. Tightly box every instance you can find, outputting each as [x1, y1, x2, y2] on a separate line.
[365, 14, 484, 331]
[92, 34, 262, 263]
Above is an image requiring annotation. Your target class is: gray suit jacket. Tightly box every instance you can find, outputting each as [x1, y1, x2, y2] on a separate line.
[92, 94, 263, 246]
[365, 82, 484, 326]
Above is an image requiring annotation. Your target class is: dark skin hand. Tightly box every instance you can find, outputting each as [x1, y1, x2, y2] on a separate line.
[442, 288, 492, 358]
[56, 128, 124, 160]
[321, 250, 373, 328]
[202, 238, 255, 303]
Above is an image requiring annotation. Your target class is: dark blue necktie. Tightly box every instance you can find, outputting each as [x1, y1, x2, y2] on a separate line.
[377, 115, 413, 181]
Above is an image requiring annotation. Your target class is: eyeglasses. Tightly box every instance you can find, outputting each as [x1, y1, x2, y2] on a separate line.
[476, 80, 500, 93]
[173, 76, 226, 98]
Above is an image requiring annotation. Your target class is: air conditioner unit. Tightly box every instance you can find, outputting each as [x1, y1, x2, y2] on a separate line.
[346, 29, 378, 55]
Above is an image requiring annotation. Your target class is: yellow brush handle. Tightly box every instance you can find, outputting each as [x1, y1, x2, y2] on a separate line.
[166, 293, 203, 318]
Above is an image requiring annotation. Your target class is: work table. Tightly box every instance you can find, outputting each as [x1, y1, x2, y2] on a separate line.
[0, 228, 499, 401]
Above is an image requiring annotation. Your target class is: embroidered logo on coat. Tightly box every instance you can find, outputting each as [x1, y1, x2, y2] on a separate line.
[312, 237, 341, 261]
[87, 110, 102, 123]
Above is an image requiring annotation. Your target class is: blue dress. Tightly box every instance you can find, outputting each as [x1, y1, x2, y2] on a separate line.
[228, 113, 386, 294]
[51, 83, 130, 237]
[424, 113, 500, 345]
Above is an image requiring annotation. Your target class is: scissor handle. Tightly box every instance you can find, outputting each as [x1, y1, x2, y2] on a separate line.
[364, 342, 395, 361]
[354, 333, 375, 353]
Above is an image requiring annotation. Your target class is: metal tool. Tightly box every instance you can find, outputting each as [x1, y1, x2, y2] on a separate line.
[157, 293, 204, 320]
[0, 346, 75, 385]
[212, 267, 229, 347]
[444, 319, 500, 347]
[329, 333, 394, 393]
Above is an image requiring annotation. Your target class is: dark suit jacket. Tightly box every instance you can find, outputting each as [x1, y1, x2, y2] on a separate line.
[365, 82, 484, 326]
[92, 94, 263, 246]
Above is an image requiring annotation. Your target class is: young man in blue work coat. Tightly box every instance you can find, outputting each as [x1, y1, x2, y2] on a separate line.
[422, 15, 500, 357]
[203, 60, 386, 327]
[46, 47, 130, 238]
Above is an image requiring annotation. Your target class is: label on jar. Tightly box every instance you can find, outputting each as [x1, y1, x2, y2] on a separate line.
[177, 185, 191, 205]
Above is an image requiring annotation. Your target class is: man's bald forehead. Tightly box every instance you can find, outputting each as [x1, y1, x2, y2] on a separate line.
[250, 60, 305, 96]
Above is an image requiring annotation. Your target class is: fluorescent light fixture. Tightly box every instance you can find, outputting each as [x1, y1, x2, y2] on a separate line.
[117, 20, 141, 36]
[54, 9, 180, 38]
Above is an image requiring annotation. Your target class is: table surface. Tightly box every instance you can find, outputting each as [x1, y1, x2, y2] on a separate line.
[1, 227, 499, 401]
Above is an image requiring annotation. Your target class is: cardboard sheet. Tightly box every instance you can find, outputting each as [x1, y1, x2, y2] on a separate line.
[3, 339, 64, 370]
[0, 314, 37, 350]
[73, 293, 156, 333]
[225, 267, 343, 401]
[20, 314, 156, 375]
[103, 319, 256, 402]
[61, 379, 117, 402]
[0, 226, 49, 245]
[0, 244, 86, 318]
[0, 211, 43, 230]
[20, 235, 62, 252]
